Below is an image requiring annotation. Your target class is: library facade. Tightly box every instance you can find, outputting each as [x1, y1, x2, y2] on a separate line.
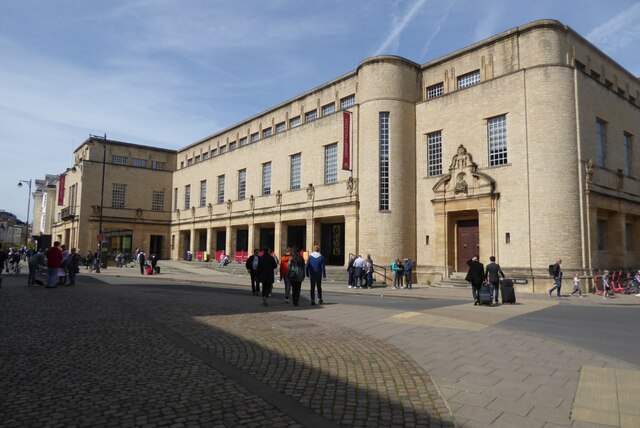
[42, 20, 640, 292]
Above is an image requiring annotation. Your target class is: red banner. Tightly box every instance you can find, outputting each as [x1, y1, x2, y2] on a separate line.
[342, 112, 351, 170]
[58, 174, 66, 206]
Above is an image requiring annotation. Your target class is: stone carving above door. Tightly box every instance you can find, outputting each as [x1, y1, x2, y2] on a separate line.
[432, 144, 496, 201]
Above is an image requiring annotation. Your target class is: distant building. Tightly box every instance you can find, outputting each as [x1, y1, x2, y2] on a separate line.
[43, 20, 639, 291]
[0, 210, 25, 247]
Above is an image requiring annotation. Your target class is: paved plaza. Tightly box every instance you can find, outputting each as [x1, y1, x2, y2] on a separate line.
[1, 262, 639, 427]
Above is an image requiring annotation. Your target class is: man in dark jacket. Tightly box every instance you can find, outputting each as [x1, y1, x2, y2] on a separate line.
[485, 256, 505, 303]
[466, 255, 485, 305]
[257, 247, 277, 306]
[245, 249, 261, 296]
[306, 245, 326, 305]
[548, 258, 563, 297]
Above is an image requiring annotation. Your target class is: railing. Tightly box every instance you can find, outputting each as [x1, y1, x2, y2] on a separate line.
[348, 253, 388, 285]
[60, 206, 76, 221]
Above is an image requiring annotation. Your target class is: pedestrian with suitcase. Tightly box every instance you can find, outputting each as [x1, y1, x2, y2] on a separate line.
[485, 256, 505, 303]
[500, 278, 516, 304]
[466, 255, 486, 306]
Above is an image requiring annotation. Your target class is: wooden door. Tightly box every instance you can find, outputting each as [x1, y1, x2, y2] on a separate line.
[457, 219, 479, 271]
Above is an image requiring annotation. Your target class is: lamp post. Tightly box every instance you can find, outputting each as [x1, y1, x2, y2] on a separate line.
[17, 179, 32, 247]
[92, 134, 107, 273]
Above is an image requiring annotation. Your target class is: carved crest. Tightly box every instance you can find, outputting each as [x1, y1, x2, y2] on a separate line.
[432, 144, 496, 200]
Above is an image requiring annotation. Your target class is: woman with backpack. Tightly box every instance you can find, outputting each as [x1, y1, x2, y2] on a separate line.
[287, 247, 305, 306]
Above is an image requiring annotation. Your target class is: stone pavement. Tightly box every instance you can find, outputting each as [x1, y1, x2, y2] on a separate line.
[2, 262, 639, 427]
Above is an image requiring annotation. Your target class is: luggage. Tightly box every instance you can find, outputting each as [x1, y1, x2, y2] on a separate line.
[154, 265, 160, 274]
[145, 265, 153, 275]
[501, 283, 516, 304]
[478, 284, 492, 305]
[501, 278, 514, 288]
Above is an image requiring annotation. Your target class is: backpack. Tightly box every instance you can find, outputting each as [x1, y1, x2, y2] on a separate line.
[548, 264, 555, 276]
[288, 262, 305, 282]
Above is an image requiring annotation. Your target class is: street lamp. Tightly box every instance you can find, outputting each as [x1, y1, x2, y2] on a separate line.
[91, 134, 107, 273]
[17, 179, 32, 247]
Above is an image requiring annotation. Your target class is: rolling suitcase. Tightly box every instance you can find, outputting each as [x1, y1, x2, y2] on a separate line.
[478, 284, 492, 305]
[501, 279, 516, 304]
[154, 265, 160, 274]
[145, 264, 153, 275]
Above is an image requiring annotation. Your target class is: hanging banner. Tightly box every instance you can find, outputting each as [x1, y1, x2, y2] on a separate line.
[342, 112, 351, 170]
[58, 174, 66, 206]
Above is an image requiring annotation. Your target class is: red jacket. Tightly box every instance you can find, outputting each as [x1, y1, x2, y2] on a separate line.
[46, 246, 63, 268]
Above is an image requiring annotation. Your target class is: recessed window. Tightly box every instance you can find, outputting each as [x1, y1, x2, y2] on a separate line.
[211, 148, 217, 157]
[112, 183, 126, 209]
[324, 143, 338, 185]
[262, 162, 272, 195]
[427, 131, 442, 176]
[426, 82, 444, 100]
[590, 70, 601, 81]
[184, 185, 191, 210]
[112, 155, 127, 165]
[457, 70, 480, 89]
[340, 94, 355, 109]
[240, 137, 248, 147]
[624, 132, 633, 176]
[275, 122, 286, 133]
[290, 116, 301, 128]
[200, 180, 207, 207]
[305, 110, 317, 123]
[229, 141, 237, 151]
[597, 119, 607, 167]
[238, 169, 246, 200]
[152, 189, 164, 212]
[251, 132, 259, 142]
[597, 219, 607, 251]
[152, 161, 165, 170]
[173, 187, 178, 210]
[203, 152, 209, 161]
[217, 176, 225, 204]
[488, 115, 508, 166]
[262, 128, 272, 138]
[194, 155, 201, 163]
[322, 103, 335, 116]
[574, 60, 586, 73]
[290, 153, 301, 190]
[187, 158, 193, 166]
[220, 145, 228, 154]
[132, 158, 147, 168]
[379, 112, 389, 210]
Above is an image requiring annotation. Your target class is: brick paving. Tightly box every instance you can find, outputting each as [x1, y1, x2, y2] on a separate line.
[0, 273, 453, 427]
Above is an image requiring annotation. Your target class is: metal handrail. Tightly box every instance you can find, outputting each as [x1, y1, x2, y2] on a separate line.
[348, 253, 388, 285]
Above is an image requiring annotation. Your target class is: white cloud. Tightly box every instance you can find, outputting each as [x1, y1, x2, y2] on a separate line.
[374, 0, 430, 55]
[587, 2, 640, 52]
[420, 0, 457, 59]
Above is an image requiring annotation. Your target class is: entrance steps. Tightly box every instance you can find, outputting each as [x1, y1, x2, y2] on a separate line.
[433, 272, 470, 288]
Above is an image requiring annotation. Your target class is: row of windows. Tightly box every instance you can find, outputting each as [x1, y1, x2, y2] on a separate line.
[575, 59, 638, 105]
[111, 155, 166, 170]
[105, 185, 167, 211]
[426, 115, 508, 177]
[426, 70, 481, 101]
[596, 118, 634, 175]
[180, 94, 356, 168]
[597, 219, 634, 252]
[176, 145, 339, 210]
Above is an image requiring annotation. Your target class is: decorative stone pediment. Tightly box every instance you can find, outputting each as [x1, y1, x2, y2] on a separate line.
[432, 145, 496, 200]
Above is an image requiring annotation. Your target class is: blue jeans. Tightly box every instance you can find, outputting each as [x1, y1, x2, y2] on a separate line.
[310, 275, 323, 302]
[28, 264, 37, 285]
[47, 268, 59, 287]
[490, 281, 499, 301]
[549, 277, 562, 296]
[366, 272, 373, 287]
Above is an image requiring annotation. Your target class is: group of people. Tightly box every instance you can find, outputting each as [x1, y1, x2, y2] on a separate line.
[391, 257, 414, 289]
[245, 245, 326, 307]
[465, 255, 506, 305]
[347, 254, 375, 288]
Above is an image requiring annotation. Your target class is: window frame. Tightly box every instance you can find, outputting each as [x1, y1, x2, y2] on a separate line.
[112, 183, 126, 209]
[290, 153, 301, 190]
[457, 70, 480, 90]
[488, 115, 508, 167]
[262, 162, 272, 196]
[199, 180, 207, 207]
[379, 112, 390, 211]
[184, 184, 191, 210]
[238, 169, 246, 200]
[152, 189, 165, 212]
[217, 175, 225, 204]
[426, 82, 444, 100]
[427, 131, 442, 176]
[324, 143, 338, 185]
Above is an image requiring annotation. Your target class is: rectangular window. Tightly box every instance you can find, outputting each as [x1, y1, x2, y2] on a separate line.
[275, 122, 286, 133]
[379, 112, 390, 210]
[112, 155, 127, 165]
[597, 119, 607, 167]
[187, 158, 193, 166]
[590, 70, 601, 81]
[457, 70, 480, 89]
[112, 183, 126, 209]
[322, 103, 335, 116]
[626, 223, 634, 252]
[184, 185, 191, 210]
[239, 137, 248, 147]
[174, 187, 178, 210]
[238, 169, 246, 200]
[211, 148, 217, 157]
[624, 132, 633, 176]
[132, 158, 147, 168]
[262, 162, 272, 195]
[290, 153, 301, 190]
[574, 60, 586, 73]
[203, 152, 209, 161]
[340, 94, 355, 109]
[194, 155, 201, 163]
[180, 161, 184, 169]
[427, 131, 442, 176]
[152, 160, 165, 170]
[220, 145, 228, 154]
[488, 115, 508, 166]
[426, 82, 444, 100]
[597, 219, 607, 251]
[290, 116, 301, 128]
[229, 141, 237, 151]
[324, 143, 338, 185]
[217, 176, 225, 204]
[200, 180, 207, 207]
[262, 128, 272, 138]
[305, 110, 317, 123]
[152, 189, 164, 212]
[251, 132, 259, 142]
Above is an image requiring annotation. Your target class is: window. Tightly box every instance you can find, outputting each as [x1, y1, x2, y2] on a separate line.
[457, 70, 480, 89]
[590, 70, 601, 81]
[220, 145, 228, 154]
[203, 152, 209, 161]
[574, 60, 586, 73]
[152, 189, 164, 212]
[112, 155, 127, 165]
[597, 119, 607, 167]
[488, 115, 508, 166]
[187, 158, 193, 166]
[340, 94, 355, 109]
[262, 128, 272, 138]
[194, 155, 201, 163]
[379, 112, 389, 210]
[238, 169, 246, 200]
[199, 180, 207, 207]
[174, 187, 178, 210]
[184, 185, 191, 210]
[322, 103, 335, 116]
[132, 158, 147, 168]
[290, 153, 301, 190]
[251, 132, 259, 142]
[152, 160, 165, 170]
[426, 82, 444, 100]
[211, 148, 217, 157]
[604, 79, 613, 89]
[262, 162, 272, 195]
[324, 143, 338, 185]
[626, 223, 634, 252]
[427, 131, 442, 176]
[597, 219, 607, 251]
[217, 176, 225, 204]
[290, 116, 301, 128]
[180, 161, 184, 168]
[229, 141, 237, 151]
[240, 137, 248, 147]
[624, 132, 633, 176]
[305, 110, 317, 122]
[112, 183, 126, 209]
[275, 122, 286, 133]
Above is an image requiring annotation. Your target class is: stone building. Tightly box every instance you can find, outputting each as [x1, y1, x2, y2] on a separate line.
[45, 20, 639, 291]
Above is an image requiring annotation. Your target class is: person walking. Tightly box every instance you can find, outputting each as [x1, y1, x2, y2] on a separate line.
[601, 270, 611, 300]
[245, 249, 261, 296]
[404, 258, 414, 289]
[150, 253, 158, 274]
[466, 255, 485, 305]
[287, 247, 305, 306]
[570, 273, 583, 297]
[485, 256, 505, 303]
[306, 245, 326, 305]
[67, 248, 81, 286]
[548, 258, 563, 297]
[27, 249, 45, 286]
[137, 250, 146, 275]
[279, 248, 292, 303]
[45, 241, 63, 288]
[258, 247, 277, 306]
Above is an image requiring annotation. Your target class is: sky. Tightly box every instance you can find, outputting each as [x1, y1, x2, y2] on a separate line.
[2, 0, 639, 224]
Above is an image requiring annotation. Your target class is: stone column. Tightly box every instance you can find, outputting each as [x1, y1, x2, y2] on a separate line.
[274, 221, 283, 258]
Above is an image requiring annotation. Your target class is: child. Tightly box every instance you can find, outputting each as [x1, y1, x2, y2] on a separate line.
[570, 274, 583, 297]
